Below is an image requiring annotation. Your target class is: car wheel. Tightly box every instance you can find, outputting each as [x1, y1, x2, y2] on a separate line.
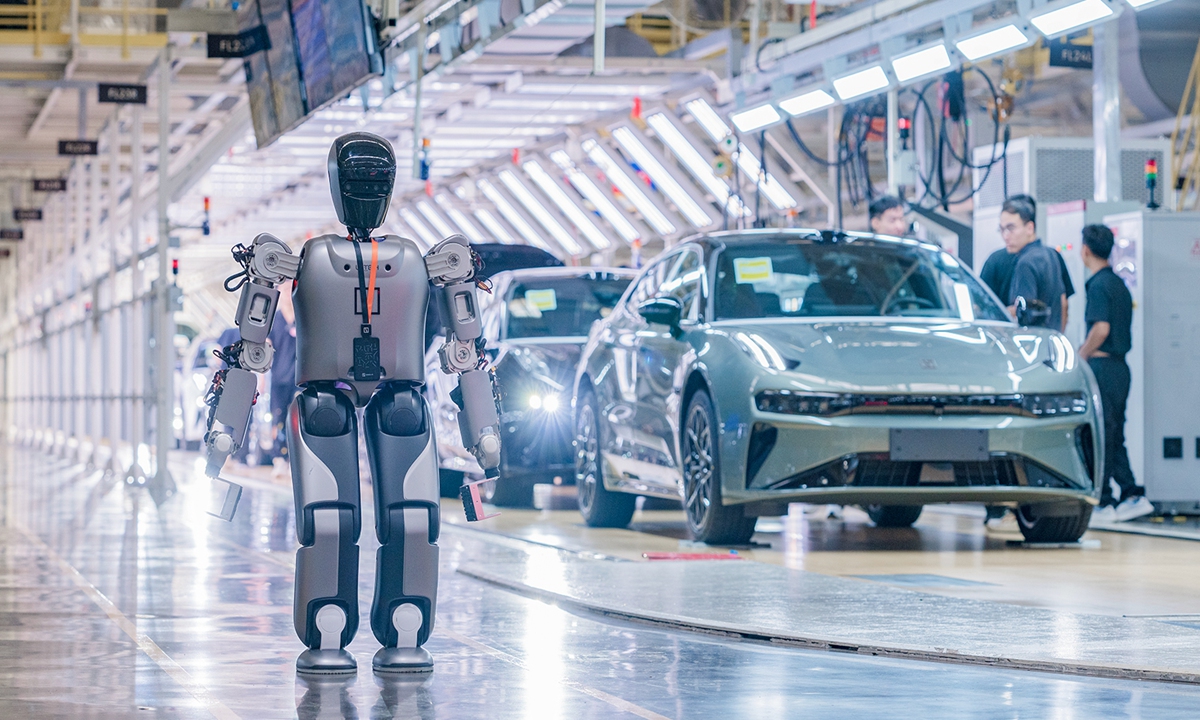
[438, 469, 464, 498]
[481, 469, 533, 508]
[1016, 502, 1092, 543]
[682, 390, 757, 545]
[866, 505, 923, 528]
[574, 386, 636, 528]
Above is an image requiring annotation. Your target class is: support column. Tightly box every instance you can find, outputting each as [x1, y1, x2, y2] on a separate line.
[1093, 18, 1121, 202]
[886, 88, 900, 196]
[105, 117, 120, 472]
[128, 103, 147, 483]
[152, 48, 175, 498]
[593, 0, 606, 75]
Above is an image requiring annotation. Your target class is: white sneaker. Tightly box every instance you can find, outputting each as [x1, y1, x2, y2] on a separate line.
[825, 504, 844, 520]
[985, 510, 1019, 534]
[1114, 496, 1155, 522]
[1089, 505, 1117, 527]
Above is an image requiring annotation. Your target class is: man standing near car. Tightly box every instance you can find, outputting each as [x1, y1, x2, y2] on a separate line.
[980, 195, 1074, 331]
[999, 196, 1064, 329]
[869, 196, 910, 237]
[1078, 224, 1152, 524]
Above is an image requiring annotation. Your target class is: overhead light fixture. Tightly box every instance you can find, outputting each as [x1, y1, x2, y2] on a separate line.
[523, 161, 611, 251]
[611, 126, 714, 229]
[549, 151, 641, 244]
[434, 193, 485, 240]
[890, 43, 953, 83]
[581, 138, 677, 236]
[729, 104, 781, 133]
[473, 208, 518, 244]
[832, 64, 890, 101]
[645, 113, 745, 218]
[733, 150, 797, 210]
[416, 200, 455, 239]
[685, 98, 733, 141]
[398, 207, 439, 248]
[778, 88, 836, 117]
[498, 169, 584, 255]
[477, 178, 552, 251]
[1029, 0, 1114, 38]
[954, 23, 1030, 62]
[1124, 0, 1168, 7]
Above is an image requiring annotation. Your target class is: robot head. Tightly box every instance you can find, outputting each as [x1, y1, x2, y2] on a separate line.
[328, 132, 396, 236]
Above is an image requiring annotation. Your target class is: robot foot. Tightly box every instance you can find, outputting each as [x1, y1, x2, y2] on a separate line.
[372, 646, 433, 674]
[296, 648, 357, 676]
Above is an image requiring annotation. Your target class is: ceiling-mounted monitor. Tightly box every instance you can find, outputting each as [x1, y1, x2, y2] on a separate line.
[238, 0, 381, 149]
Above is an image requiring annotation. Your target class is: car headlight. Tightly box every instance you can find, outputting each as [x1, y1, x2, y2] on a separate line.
[527, 392, 562, 413]
[755, 390, 1088, 417]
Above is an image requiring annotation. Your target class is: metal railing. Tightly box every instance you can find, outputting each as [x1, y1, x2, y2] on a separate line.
[0, 0, 168, 58]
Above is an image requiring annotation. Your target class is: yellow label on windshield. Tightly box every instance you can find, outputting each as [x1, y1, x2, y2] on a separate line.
[525, 289, 558, 311]
[734, 257, 773, 284]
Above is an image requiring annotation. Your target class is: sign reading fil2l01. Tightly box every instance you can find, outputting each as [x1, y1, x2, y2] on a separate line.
[98, 83, 147, 105]
[58, 140, 98, 156]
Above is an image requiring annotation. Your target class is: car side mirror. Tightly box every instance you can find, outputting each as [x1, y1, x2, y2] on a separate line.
[638, 297, 683, 337]
[1013, 296, 1051, 327]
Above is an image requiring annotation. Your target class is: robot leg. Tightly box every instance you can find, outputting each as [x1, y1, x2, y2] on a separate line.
[287, 385, 363, 675]
[363, 382, 440, 673]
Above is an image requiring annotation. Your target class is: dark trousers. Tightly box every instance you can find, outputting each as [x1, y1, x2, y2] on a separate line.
[1088, 357, 1140, 506]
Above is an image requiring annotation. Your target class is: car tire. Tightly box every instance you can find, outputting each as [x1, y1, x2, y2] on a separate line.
[482, 471, 534, 508]
[1016, 502, 1092, 543]
[575, 386, 636, 528]
[682, 390, 757, 545]
[438, 469, 464, 498]
[866, 505, 923, 528]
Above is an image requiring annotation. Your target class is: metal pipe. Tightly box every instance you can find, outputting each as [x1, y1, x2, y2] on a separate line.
[593, 0, 605, 75]
[128, 102, 146, 481]
[886, 88, 899, 196]
[153, 47, 174, 491]
[1093, 18, 1121, 202]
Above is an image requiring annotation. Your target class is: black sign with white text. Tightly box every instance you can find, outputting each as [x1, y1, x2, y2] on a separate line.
[207, 25, 270, 58]
[33, 178, 67, 192]
[98, 83, 148, 104]
[58, 140, 99, 156]
[1048, 34, 1092, 69]
[13, 209, 43, 222]
[0, 229, 23, 241]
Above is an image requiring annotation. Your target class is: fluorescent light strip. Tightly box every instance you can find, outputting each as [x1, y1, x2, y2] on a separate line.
[477, 178, 551, 250]
[582, 139, 676, 236]
[417, 201, 455, 238]
[1125, 0, 1160, 6]
[954, 24, 1029, 61]
[1030, 0, 1113, 37]
[498, 170, 584, 255]
[891, 44, 952, 83]
[645, 113, 745, 218]
[832, 65, 890, 101]
[611, 127, 713, 229]
[474, 208, 518, 244]
[684, 98, 733, 142]
[549, 151, 640, 244]
[523, 161, 611, 251]
[434, 193, 485, 240]
[398, 207, 439, 248]
[778, 89, 836, 117]
[732, 146, 797, 210]
[729, 104, 781, 133]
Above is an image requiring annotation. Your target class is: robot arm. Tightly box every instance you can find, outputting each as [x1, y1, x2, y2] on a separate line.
[202, 233, 300, 486]
[425, 236, 503, 519]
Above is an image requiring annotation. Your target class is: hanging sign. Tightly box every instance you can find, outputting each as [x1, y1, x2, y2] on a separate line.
[33, 178, 67, 192]
[58, 140, 99, 156]
[207, 25, 270, 58]
[0, 229, 23, 241]
[98, 83, 148, 104]
[1048, 33, 1092, 69]
[13, 209, 43, 221]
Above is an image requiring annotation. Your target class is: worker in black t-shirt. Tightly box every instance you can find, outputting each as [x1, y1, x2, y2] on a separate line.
[978, 195, 1074, 331]
[1078, 224, 1152, 524]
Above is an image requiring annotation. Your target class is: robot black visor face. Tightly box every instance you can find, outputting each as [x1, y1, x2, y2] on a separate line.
[329, 132, 397, 235]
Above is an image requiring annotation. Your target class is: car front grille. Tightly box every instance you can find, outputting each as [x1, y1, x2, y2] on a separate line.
[765, 453, 1078, 491]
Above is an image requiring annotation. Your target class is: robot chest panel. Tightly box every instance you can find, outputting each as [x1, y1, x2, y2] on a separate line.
[293, 235, 429, 389]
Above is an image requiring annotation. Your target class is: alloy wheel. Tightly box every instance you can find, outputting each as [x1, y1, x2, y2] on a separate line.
[683, 403, 714, 530]
[575, 401, 599, 513]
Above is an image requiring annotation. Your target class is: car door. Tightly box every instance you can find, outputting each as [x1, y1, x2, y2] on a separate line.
[634, 247, 706, 487]
[595, 256, 673, 488]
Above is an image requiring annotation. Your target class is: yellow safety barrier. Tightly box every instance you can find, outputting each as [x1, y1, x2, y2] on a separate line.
[0, 0, 168, 59]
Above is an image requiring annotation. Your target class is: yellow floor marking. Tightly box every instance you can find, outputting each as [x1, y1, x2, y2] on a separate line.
[13, 526, 242, 720]
[440, 627, 672, 720]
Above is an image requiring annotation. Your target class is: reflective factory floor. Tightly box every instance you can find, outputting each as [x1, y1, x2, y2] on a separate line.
[3, 446, 1200, 719]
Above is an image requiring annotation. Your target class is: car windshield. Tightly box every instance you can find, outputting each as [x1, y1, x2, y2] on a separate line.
[714, 239, 1008, 322]
[506, 274, 632, 339]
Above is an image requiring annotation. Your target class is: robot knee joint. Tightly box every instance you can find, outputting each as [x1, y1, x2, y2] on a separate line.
[369, 385, 426, 437]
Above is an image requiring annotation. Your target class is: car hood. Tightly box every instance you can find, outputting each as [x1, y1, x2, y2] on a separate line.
[713, 320, 1073, 394]
[494, 341, 583, 396]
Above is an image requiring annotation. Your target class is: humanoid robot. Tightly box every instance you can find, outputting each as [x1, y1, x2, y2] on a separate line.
[201, 132, 502, 675]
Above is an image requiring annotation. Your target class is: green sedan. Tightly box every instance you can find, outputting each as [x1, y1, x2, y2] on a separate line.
[572, 230, 1102, 545]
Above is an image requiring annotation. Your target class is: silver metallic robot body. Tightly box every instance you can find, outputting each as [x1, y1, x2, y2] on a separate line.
[201, 133, 502, 676]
